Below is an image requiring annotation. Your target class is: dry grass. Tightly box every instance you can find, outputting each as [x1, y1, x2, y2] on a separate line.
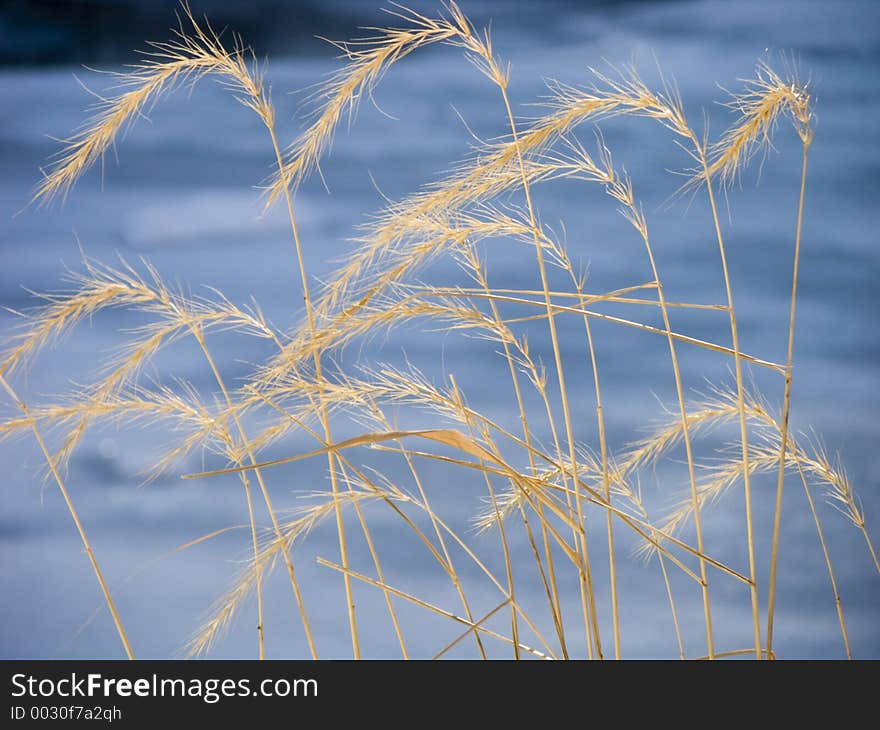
[2, 2, 874, 659]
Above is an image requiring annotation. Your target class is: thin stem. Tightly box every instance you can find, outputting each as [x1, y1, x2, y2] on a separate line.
[192, 327, 314, 658]
[573, 276, 620, 658]
[346, 472, 409, 659]
[631, 212, 715, 659]
[659, 551, 686, 660]
[224, 449, 265, 659]
[616, 470, 684, 659]
[450, 374, 520, 658]
[0, 373, 134, 659]
[766, 140, 810, 654]
[697, 141, 759, 659]
[497, 78, 602, 660]
[392, 438, 488, 658]
[418, 283, 726, 310]
[488, 470, 521, 658]
[793, 454, 851, 658]
[268, 125, 358, 657]
[862, 531, 880, 574]
[272, 394, 408, 659]
[418, 289, 784, 373]
[462, 243, 568, 657]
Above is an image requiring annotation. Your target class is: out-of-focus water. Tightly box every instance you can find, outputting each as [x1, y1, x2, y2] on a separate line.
[1, 0, 877, 659]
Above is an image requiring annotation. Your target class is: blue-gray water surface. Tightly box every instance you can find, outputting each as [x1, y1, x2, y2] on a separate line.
[1, 0, 878, 658]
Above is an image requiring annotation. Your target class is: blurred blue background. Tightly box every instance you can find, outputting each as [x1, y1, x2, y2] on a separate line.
[1, 0, 878, 659]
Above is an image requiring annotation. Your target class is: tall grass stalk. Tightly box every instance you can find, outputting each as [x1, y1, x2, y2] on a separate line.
[766, 130, 812, 655]
[0, 373, 134, 659]
[493, 52, 603, 661]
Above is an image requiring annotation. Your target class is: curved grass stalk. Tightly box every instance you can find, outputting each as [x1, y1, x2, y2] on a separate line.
[791, 452, 850, 658]
[313, 69, 691, 319]
[606, 166, 715, 657]
[0, 262, 295, 658]
[690, 62, 811, 658]
[240, 369, 728, 577]
[89, 266, 316, 656]
[256, 18, 540, 637]
[482, 35, 602, 661]
[415, 282, 724, 311]
[412, 288, 784, 372]
[535, 132, 714, 655]
[562, 64, 811, 658]
[633, 387, 864, 658]
[699, 145, 761, 660]
[257, 388, 429, 660]
[187, 489, 377, 656]
[818, 447, 879, 575]
[188, 326, 271, 660]
[338, 462, 410, 659]
[454, 241, 568, 655]
[464, 207, 626, 656]
[391, 490, 558, 659]
[766, 112, 813, 656]
[248, 358, 414, 660]
[574, 282, 620, 658]
[426, 447, 740, 587]
[0, 373, 134, 659]
[267, 126, 355, 657]
[1, 375, 277, 660]
[592, 70, 769, 657]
